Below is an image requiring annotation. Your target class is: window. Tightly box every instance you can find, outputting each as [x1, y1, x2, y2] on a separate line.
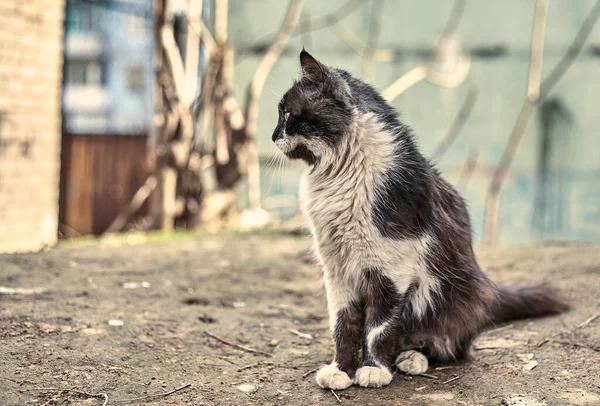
[126, 66, 145, 93]
[65, 1, 104, 32]
[65, 59, 103, 85]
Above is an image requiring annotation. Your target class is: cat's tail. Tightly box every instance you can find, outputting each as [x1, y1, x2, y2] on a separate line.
[489, 283, 571, 324]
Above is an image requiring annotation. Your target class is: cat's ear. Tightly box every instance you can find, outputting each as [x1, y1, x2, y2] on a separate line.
[299, 49, 326, 86]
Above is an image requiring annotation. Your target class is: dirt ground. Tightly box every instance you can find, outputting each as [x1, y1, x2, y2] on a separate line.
[1, 234, 599, 406]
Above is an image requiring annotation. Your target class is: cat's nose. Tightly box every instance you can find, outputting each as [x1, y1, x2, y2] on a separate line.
[272, 128, 284, 142]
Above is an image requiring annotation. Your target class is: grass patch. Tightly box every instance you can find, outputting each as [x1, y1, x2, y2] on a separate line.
[58, 228, 303, 249]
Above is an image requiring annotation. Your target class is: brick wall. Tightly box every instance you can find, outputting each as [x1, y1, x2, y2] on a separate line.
[0, 1, 65, 253]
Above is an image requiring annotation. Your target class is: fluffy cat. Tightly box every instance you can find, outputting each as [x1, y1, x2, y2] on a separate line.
[272, 50, 570, 389]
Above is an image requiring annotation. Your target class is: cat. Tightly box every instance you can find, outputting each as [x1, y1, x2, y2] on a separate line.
[272, 50, 570, 390]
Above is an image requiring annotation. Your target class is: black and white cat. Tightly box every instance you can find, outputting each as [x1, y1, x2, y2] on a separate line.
[272, 50, 570, 389]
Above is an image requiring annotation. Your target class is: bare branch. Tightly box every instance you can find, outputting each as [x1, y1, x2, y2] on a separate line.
[188, 18, 217, 57]
[441, 0, 466, 38]
[161, 23, 187, 104]
[382, 0, 470, 101]
[381, 55, 471, 102]
[224, 96, 245, 130]
[483, 0, 600, 246]
[183, 0, 203, 104]
[214, 0, 228, 44]
[483, 0, 549, 245]
[426, 54, 471, 87]
[330, 22, 395, 63]
[296, 0, 365, 35]
[527, 0, 549, 101]
[300, 10, 313, 50]
[104, 176, 158, 234]
[194, 59, 220, 151]
[457, 149, 479, 192]
[214, 47, 234, 164]
[244, 0, 305, 210]
[539, 0, 600, 98]
[381, 66, 428, 101]
[431, 85, 479, 161]
[237, 0, 366, 56]
[363, 0, 385, 83]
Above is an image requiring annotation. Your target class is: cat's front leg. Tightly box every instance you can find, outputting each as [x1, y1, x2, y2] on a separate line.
[315, 273, 364, 390]
[354, 268, 401, 388]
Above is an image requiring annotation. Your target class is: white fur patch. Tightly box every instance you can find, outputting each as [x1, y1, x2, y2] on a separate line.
[366, 322, 389, 353]
[396, 350, 429, 375]
[354, 365, 393, 388]
[315, 362, 353, 390]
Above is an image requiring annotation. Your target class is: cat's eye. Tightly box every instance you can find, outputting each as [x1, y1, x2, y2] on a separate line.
[284, 112, 290, 121]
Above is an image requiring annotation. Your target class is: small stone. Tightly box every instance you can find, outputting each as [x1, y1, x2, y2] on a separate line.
[269, 339, 279, 347]
[523, 360, 538, 372]
[108, 320, 124, 326]
[232, 301, 247, 308]
[237, 384, 257, 393]
[141, 281, 151, 288]
[517, 353, 534, 362]
[122, 282, 139, 289]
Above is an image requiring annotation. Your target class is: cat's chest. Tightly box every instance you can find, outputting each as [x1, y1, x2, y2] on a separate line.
[300, 173, 379, 268]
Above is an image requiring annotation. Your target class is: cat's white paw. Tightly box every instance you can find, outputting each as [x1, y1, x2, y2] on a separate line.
[315, 363, 353, 390]
[354, 365, 393, 388]
[395, 350, 429, 375]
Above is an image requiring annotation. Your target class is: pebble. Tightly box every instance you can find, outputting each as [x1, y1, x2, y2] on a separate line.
[237, 384, 257, 393]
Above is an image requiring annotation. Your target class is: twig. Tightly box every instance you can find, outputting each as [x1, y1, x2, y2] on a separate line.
[483, 0, 600, 245]
[22, 388, 108, 406]
[302, 367, 319, 378]
[536, 338, 549, 348]
[419, 373, 439, 380]
[112, 383, 191, 403]
[205, 330, 272, 357]
[475, 346, 504, 351]
[431, 85, 480, 161]
[443, 375, 462, 384]
[485, 324, 515, 335]
[577, 313, 599, 329]
[41, 397, 58, 406]
[215, 355, 238, 365]
[289, 329, 313, 340]
[331, 389, 342, 403]
[237, 362, 274, 372]
[555, 340, 600, 353]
